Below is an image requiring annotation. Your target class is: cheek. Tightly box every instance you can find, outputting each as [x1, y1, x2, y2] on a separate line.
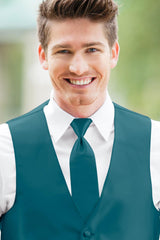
[49, 59, 68, 77]
[97, 63, 110, 78]
[94, 55, 111, 73]
[48, 66, 61, 89]
[97, 64, 111, 89]
[48, 63, 61, 80]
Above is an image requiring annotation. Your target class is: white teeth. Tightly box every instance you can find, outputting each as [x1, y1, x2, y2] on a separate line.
[69, 78, 93, 85]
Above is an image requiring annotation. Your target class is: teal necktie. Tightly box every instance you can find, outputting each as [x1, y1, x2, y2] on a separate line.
[70, 118, 99, 219]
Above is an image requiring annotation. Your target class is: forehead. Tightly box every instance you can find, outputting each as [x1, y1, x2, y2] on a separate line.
[47, 18, 108, 46]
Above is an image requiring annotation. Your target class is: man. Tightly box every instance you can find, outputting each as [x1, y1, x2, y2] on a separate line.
[0, 0, 160, 239]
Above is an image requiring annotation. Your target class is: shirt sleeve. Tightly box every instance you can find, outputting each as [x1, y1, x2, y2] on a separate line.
[0, 123, 16, 217]
[150, 120, 160, 211]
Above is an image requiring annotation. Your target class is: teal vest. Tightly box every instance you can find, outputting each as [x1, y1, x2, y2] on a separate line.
[0, 101, 160, 239]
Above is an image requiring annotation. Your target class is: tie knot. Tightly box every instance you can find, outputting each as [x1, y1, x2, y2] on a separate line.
[71, 118, 92, 138]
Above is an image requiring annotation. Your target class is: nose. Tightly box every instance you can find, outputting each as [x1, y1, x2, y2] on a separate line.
[69, 54, 89, 75]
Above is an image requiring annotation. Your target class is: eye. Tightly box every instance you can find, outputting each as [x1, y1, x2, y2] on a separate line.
[56, 49, 71, 54]
[87, 48, 99, 53]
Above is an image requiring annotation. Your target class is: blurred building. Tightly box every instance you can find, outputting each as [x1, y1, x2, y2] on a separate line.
[0, 0, 51, 123]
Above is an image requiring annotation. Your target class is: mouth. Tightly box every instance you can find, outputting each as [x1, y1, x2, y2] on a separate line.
[64, 77, 96, 86]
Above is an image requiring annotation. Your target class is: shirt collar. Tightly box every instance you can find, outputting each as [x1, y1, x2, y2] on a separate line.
[90, 92, 114, 141]
[44, 91, 74, 142]
[44, 91, 114, 143]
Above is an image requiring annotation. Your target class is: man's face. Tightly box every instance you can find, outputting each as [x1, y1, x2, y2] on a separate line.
[39, 18, 119, 116]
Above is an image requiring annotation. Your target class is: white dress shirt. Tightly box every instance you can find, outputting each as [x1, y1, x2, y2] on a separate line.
[0, 92, 160, 222]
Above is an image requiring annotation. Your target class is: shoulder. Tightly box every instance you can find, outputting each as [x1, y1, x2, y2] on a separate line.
[0, 123, 14, 177]
[113, 102, 151, 131]
[151, 119, 160, 131]
[0, 123, 12, 147]
[7, 100, 49, 128]
[114, 102, 150, 120]
[151, 120, 160, 149]
[150, 120, 160, 209]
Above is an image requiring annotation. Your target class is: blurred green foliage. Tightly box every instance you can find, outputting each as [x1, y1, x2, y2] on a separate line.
[0, 44, 23, 122]
[110, 0, 160, 119]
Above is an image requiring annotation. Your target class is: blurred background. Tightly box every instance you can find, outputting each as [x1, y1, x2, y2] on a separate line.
[0, 0, 160, 124]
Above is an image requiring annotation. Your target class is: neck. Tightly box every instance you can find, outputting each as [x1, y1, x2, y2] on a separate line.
[54, 96, 106, 118]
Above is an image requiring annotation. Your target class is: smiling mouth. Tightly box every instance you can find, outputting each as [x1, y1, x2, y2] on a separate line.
[64, 77, 96, 86]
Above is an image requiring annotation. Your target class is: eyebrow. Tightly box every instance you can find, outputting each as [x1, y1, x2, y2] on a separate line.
[51, 42, 105, 51]
[83, 42, 105, 48]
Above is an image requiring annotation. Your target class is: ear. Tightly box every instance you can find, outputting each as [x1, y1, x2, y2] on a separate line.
[110, 41, 120, 69]
[38, 44, 48, 70]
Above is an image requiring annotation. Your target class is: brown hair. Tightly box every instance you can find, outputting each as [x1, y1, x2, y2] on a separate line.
[37, 0, 118, 51]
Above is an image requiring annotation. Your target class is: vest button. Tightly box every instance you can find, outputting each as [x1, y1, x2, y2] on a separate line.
[83, 229, 92, 238]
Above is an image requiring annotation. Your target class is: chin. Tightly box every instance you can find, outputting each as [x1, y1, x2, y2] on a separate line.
[71, 95, 97, 106]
